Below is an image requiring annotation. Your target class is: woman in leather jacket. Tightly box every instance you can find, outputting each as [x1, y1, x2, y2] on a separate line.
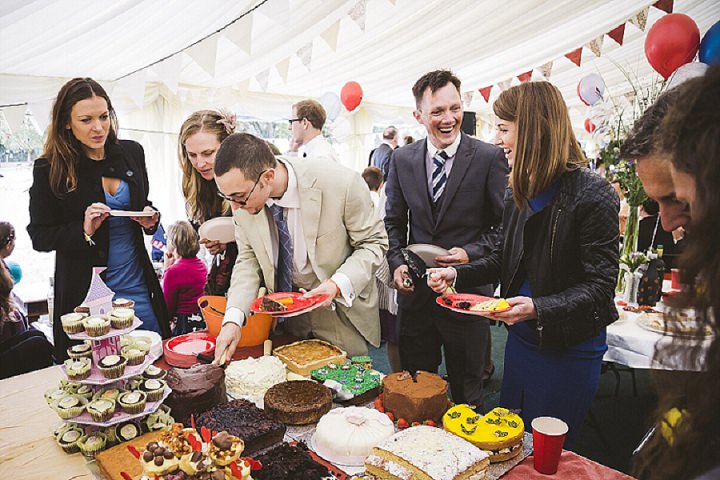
[428, 81, 619, 447]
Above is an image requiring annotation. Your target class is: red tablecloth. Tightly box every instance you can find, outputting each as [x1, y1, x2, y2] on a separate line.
[505, 450, 635, 479]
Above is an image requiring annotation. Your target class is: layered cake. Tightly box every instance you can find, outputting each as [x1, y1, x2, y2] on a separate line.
[193, 399, 286, 455]
[263, 380, 332, 425]
[225, 355, 287, 407]
[443, 406, 524, 463]
[165, 363, 227, 424]
[312, 406, 395, 466]
[253, 441, 329, 480]
[382, 370, 449, 424]
[311, 361, 382, 404]
[273, 339, 346, 376]
[365, 425, 490, 480]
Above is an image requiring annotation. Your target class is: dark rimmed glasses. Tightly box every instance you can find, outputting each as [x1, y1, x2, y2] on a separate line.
[288, 118, 303, 125]
[217, 169, 268, 206]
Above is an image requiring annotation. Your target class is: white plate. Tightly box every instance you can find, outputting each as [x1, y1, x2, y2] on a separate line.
[198, 217, 235, 243]
[406, 243, 450, 268]
[109, 210, 155, 217]
[126, 329, 163, 359]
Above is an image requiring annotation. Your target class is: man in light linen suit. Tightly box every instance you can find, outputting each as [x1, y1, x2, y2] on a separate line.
[212, 133, 388, 361]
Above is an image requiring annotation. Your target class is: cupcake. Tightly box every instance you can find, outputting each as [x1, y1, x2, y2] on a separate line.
[82, 316, 111, 337]
[74, 384, 94, 401]
[115, 421, 142, 443]
[179, 451, 213, 476]
[139, 378, 166, 402]
[126, 375, 144, 391]
[97, 355, 127, 379]
[110, 308, 135, 329]
[143, 365, 168, 381]
[121, 345, 147, 366]
[74, 304, 90, 315]
[52, 394, 87, 419]
[78, 432, 107, 458]
[93, 387, 123, 402]
[45, 387, 70, 405]
[117, 390, 147, 414]
[104, 425, 118, 446]
[56, 427, 85, 454]
[145, 412, 173, 432]
[51, 420, 73, 439]
[208, 431, 244, 466]
[64, 358, 92, 381]
[113, 298, 136, 309]
[67, 342, 93, 359]
[61, 312, 87, 334]
[87, 398, 116, 422]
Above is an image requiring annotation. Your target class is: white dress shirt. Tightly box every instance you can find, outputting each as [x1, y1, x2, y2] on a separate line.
[425, 133, 461, 194]
[300, 134, 339, 162]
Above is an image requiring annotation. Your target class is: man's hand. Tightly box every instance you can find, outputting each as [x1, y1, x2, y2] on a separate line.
[488, 296, 537, 325]
[393, 265, 414, 293]
[427, 268, 456, 293]
[213, 322, 241, 364]
[131, 206, 159, 230]
[435, 247, 469, 267]
[302, 280, 339, 308]
[200, 239, 227, 256]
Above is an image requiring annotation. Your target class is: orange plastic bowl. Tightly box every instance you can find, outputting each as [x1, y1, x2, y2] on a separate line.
[198, 295, 273, 347]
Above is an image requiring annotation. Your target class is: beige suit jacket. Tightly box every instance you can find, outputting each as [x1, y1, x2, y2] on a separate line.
[227, 156, 388, 347]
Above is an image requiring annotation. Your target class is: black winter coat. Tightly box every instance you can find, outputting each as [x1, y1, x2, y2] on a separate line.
[28, 140, 170, 361]
[454, 168, 619, 349]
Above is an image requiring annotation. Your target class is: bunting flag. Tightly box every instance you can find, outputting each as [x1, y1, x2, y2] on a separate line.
[565, 47, 583, 67]
[497, 79, 512, 91]
[296, 42, 313, 71]
[586, 36, 603, 57]
[116, 70, 148, 109]
[462, 91, 474, 107]
[478, 86, 493, 102]
[348, 0, 368, 31]
[225, 14, 254, 55]
[2, 105, 27, 134]
[28, 100, 53, 133]
[517, 71, 532, 82]
[187, 34, 219, 77]
[607, 24, 625, 45]
[653, 0, 673, 14]
[259, 0, 290, 25]
[255, 69, 270, 91]
[321, 20, 341, 52]
[153, 54, 182, 94]
[538, 61, 553, 79]
[629, 7, 649, 31]
[276, 58, 290, 84]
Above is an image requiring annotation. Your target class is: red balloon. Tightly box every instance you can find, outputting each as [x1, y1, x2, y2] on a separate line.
[584, 118, 596, 133]
[340, 81, 363, 111]
[644, 13, 700, 79]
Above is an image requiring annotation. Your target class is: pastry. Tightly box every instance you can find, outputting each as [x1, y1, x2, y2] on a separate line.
[112, 298, 136, 309]
[382, 370, 449, 424]
[45, 387, 70, 405]
[93, 387, 124, 402]
[117, 390, 147, 414]
[110, 307, 135, 329]
[141, 441, 179, 476]
[143, 364, 168, 381]
[104, 425, 119, 446]
[121, 345, 147, 366]
[56, 426, 84, 454]
[74, 384, 94, 400]
[263, 380, 332, 425]
[74, 304, 90, 315]
[179, 450, 213, 476]
[443, 405, 524, 463]
[52, 394, 87, 419]
[82, 315, 111, 337]
[115, 421, 143, 443]
[67, 341, 93, 359]
[225, 355, 287, 407]
[260, 296, 288, 312]
[272, 339, 347, 376]
[78, 432, 107, 458]
[63, 357, 92, 381]
[139, 378, 166, 402]
[470, 298, 510, 313]
[253, 441, 329, 480]
[207, 431, 244, 466]
[365, 425, 490, 480]
[61, 312, 86, 334]
[159, 422, 196, 458]
[97, 354, 128, 379]
[87, 398, 116, 422]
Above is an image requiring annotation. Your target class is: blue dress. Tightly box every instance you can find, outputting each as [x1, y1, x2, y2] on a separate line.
[499, 183, 606, 449]
[104, 180, 160, 334]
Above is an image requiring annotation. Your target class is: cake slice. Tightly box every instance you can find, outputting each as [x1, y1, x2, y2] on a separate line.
[261, 296, 288, 312]
[273, 339, 347, 376]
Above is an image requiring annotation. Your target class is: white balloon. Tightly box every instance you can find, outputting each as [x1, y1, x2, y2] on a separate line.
[330, 116, 351, 143]
[578, 73, 606, 106]
[319, 92, 342, 122]
[666, 62, 709, 91]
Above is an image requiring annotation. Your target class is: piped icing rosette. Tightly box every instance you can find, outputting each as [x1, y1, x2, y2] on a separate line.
[208, 431, 245, 466]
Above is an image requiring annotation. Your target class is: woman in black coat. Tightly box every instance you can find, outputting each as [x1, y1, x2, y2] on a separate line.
[28, 78, 169, 362]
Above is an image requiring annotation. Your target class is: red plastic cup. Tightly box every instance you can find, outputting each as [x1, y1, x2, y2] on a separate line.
[671, 268, 680, 290]
[532, 416, 568, 475]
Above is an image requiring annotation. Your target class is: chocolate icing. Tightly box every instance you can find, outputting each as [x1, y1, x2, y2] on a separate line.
[253, 441, 328, 480]
[165, 364, 227, 424]
[383, 370, 449, 423]
[263, 380, 332, 425]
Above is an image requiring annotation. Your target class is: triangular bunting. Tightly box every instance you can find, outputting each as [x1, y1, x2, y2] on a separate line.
[259, 0, 290, 25]
[225, 14, 253, 55]
[607, 24, 625, 45]
[517, 71, 532, 83]
[653, 0, 673, 14]
[255, 69, 270, 92]
[320, 20, 341, 52]
[348, 0, 368, 31]
[2, 105, 27, 134]
[629, 8, 649, 31]
[497, 79, 512, 91]
[539, 61, 553, 79]
[153, 54, 182, 94]
[565, 47, 583, 67]
[276, 58, 290, 84]
[116, 70, 147, 109]
[586, 36, 603, 57]
[462, 91, 474, 107]
[478, 86, 493, 103]
[28, 100, 53, 133]
[187, 34, 219, 77]
[233, 79, 250, 94]
[296, 42, 313, 71]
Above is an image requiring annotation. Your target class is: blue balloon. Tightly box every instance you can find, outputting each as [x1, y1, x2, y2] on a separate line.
[5, 259, 22, 284]
[699, 20, 720, 65]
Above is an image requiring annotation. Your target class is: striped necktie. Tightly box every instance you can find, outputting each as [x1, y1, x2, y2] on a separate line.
[431, 150, 449, 203]
[270, 204, 293, 295]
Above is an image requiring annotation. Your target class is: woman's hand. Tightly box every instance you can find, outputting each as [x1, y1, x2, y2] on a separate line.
[489, 296, 537, 325]
[427, 267, 456, 293]
[163, 250, 177, 270]
[83, 202, 110, 236]
[130, 206, 159, 229]
[200, 239, 227, 256]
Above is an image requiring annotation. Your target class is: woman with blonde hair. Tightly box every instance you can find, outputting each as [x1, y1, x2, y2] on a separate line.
[177, 110, 236, 295]
[428, 81, 619, 447]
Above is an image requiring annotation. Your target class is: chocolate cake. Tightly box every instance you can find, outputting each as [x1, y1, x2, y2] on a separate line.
[165, 363, 227, 425]
[263, 380, 332, 425]
[193, 399, 286, 455]
[260, 296, 287, 312]
[253, 442, 329, 480]
[382, 370, 449, 424]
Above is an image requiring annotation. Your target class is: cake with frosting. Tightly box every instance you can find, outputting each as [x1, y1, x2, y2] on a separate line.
[263, 380, 332, 425]
[312, 406, 395, 466]
[165, 363, 227, 424]
[272, 339, 346, 376]
[382, 370, 449, 424]
[443, 405, 524, 463]
[311, 361, 382, 405]
[225, 355, 287, 407]
[365, 425, 490, 480]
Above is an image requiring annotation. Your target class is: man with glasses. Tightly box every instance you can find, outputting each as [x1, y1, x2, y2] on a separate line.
[288, 99, 338, 162]
[212, 133, 388, 362]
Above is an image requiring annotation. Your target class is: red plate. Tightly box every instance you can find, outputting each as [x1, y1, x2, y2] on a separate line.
[250, 292, 330, 318]
[164, 332, 216, 368]
[436, 293, 512, 315]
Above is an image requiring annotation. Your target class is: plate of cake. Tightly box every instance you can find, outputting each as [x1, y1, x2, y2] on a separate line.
[251, 292, 331, 317]
[637, 310, 713, 338]
[437, 294, 511, 315]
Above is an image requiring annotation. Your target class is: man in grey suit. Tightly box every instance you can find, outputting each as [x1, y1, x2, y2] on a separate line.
[384, 70, 508, 407]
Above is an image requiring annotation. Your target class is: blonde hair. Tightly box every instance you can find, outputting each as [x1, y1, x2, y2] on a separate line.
[177, 110, 234, 224]
[167, 221, 200, 258]
[494, 82, 587, 208]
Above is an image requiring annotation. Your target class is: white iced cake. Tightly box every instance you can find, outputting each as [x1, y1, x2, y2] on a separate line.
[225, 355, 287, 408]
[312, 406, 395, 466]
[365, 425, 490, 480]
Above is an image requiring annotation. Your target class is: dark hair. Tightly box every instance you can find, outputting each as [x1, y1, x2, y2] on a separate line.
[404, 135, 415, 145]
[634, 66, 720, 479]
[641, 198, 660, 216]
[292, 99, 326, 130]
[214, 133, 276, 180]
[362, 167, 383, 192]
[620, 87, 682, 161]
[0, 261, 14, 322]
[43, 78, 119, 197]
[0, 222, 15, 250]
[412, 70, 461, 110]
[382, 127, 398, 141]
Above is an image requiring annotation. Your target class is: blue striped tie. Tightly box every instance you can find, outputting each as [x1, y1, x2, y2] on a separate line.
[431, 150, 449, 203]
[270, 204, 293, 295]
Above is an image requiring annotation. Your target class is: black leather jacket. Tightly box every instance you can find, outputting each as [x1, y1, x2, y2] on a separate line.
[454, 168, 620, 349]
